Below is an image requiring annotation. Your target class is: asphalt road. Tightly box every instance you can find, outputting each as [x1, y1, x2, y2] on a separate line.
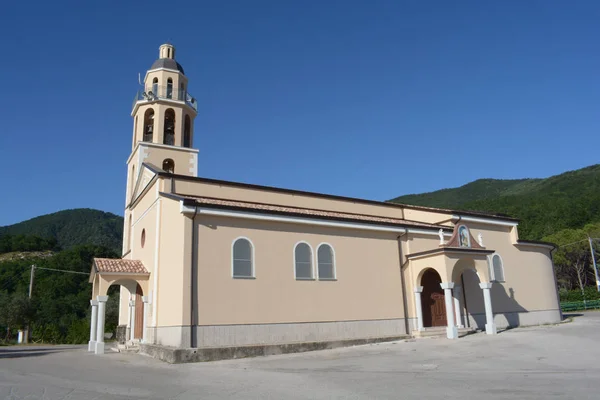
[1, 312, 599, 399]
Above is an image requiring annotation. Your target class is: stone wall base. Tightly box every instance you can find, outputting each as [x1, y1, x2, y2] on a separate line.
[466, 309, 562, 330]
[139, 335, 409, 364]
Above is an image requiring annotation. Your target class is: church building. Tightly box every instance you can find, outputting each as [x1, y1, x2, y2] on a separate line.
[87, 44, 562, 359]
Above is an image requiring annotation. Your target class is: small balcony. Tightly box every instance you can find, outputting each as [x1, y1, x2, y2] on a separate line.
[132, 85, 198, 112]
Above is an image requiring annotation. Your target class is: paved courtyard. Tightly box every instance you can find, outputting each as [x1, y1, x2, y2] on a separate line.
[1, 313, 599, 399]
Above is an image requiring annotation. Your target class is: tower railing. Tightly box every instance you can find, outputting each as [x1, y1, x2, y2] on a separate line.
[132, 85, 198, 111]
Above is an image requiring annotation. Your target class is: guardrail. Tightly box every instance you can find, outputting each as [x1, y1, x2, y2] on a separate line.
[132, 85, 198, 111]
[560, 300, 600, 312]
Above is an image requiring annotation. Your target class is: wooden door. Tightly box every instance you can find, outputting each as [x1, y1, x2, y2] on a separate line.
[430, 292, 447, 327]
[134, 284, 143, 339]
[421, 269, 447, 327]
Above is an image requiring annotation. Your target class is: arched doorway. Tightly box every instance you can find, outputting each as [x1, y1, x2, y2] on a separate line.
[421, 269, 447, 327]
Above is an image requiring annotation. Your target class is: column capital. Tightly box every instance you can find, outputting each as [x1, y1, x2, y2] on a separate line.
[414, 286, 424, 293]
[90, 300, 98, 306]
[96, 295, 109, 302]
[129, 300, 135, 307]
[142, 295, 152, 304]
[479, 282, 493, 289]
[440, 282, 455, 290]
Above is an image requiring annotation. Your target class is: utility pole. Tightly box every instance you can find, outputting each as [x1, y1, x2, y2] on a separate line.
[24, 265, 35, 344]
[589, 238, 600, 292]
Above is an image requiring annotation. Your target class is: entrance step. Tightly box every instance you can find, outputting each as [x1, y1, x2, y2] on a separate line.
[111, 342, 140, 353]
[412, 327, 476, 339]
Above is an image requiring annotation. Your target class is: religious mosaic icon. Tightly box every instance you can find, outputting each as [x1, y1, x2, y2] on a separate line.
[458, 225, 471, 248]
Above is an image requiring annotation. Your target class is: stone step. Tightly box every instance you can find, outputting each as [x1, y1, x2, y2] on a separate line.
[412, 327, 476, 338]
[110, 342, 140, 353]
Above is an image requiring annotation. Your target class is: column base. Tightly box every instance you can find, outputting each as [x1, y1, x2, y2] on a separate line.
[95, 341, 105, 355]
[446, 326, 458, 339]
[485, 323, 497, 335]
[88, 340, 96, 352]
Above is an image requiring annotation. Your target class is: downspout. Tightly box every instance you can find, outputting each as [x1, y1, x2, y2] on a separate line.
[396, 230, 410, 335]
[190, 205, 198, 348]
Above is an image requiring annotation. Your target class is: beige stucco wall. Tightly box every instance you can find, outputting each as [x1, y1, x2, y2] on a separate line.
[173, 179, 414, 220]
[155, 198, 189, 328]
[194, 215, 406, 326]
[116, 179, 159, 328]
[403, 208, 453, 225]
[463, 222, 559, 314]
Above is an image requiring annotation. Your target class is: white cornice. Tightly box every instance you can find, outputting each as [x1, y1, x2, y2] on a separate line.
[144, 68, 187, 81]
[452, 215, 518, 227]
[131, 97, 198, 117]
[126, 142, 199, 165]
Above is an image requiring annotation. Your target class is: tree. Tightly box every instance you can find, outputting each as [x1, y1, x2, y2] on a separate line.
[544, 223, 600, 292]
[0, 292, 33, 341]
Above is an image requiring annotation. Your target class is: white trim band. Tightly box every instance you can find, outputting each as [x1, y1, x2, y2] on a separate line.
[452, 215, 518, 227]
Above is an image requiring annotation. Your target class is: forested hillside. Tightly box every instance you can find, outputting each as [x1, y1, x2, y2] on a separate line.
[0, 235, 119, 344]
[390, 164, 600, 240]
[0, 209, 124, 253]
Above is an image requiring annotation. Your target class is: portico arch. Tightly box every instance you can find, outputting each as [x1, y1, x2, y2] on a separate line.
[420, 268, 446, 328]
[88, 258, 151, 354]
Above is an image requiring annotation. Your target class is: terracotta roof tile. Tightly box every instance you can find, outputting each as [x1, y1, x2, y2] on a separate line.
[93, 258, 149, 274]
[175, 194, 449, 231]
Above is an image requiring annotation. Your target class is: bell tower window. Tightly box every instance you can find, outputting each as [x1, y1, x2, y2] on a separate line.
[162, 159, 175, 173]
[143, 109, 154, 142]
[152, 78, 158, 96]
[167, 78, 173, 99]
[163, 109, 175, 145]
[184, 115, 191, 148]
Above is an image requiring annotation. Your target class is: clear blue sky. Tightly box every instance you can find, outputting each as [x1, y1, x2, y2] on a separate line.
[0, 1, 598, 226]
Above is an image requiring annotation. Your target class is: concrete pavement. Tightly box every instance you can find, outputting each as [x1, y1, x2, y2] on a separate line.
[1, 312, 599, 399]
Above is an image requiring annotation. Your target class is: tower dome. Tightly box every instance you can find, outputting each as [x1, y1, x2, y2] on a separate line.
[150, 43, 185, 74]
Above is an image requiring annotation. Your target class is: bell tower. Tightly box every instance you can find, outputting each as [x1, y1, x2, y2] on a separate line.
[126, 43, 199, 204]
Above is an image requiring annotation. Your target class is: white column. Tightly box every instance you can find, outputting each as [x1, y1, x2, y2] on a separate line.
[129, 299, 136, 342]
[88, 300, 98, 352]
[479, 282, 497, 335]
[440, 282, 458, 339]
[414, 286, 424, 331]
[95, 296, 108, 354]
[453, 285, 464, 328]
[142, 295, 151, 344]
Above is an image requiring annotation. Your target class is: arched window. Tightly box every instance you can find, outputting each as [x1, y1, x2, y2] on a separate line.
[163, 109, 175, 145]
[490, 254, 505, 282]
[162, 159, 174, 173]
[294, 242, 313, 279]
[183, 115, 191, 148]
[152, 78, 158, 96]
[130, 164, 136, 197]
[232, 238, 254, 278]
[167, 78, 173, 99]
[127, 214, 132, 251]
[143, 109, 154, 142]
[317, 244, 335, 280]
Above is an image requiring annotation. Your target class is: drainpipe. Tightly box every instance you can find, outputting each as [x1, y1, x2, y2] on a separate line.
[190, 205, 198, 348]
[396, 230, 410, 335]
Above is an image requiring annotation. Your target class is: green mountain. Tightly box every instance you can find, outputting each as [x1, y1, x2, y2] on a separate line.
[389, 164, 600, 240]
[0, 209, 124, 253]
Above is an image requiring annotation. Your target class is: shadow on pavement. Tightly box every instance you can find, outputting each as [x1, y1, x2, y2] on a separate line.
[0, 346, 82, 359]
[563, 313, 584, 319]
